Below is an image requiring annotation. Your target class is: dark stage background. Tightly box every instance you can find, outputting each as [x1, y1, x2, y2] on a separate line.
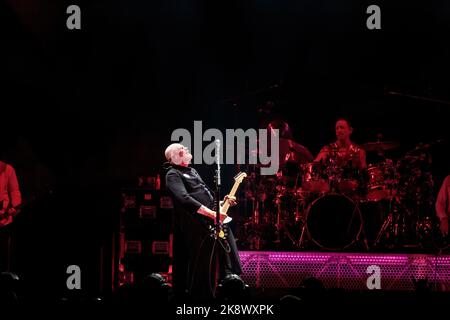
[1, 0, 449, 299]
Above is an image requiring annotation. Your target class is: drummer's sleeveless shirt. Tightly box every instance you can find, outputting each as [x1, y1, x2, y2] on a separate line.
[326, 142, 362, 169]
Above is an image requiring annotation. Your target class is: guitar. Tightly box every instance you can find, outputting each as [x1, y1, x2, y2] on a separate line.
[220, 172, 247, 223]
[208, 172, 246, 239]
[0, 202, 21, 227]
[0, 188, 53, 227]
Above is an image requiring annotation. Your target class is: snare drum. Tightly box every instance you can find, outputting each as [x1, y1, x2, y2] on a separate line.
[300, 162, 330, 193]
[337, 166, 361, 194]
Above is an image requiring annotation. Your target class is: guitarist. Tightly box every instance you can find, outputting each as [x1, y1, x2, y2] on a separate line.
[164, 143, 242, 301]
[0, 161, 22, 271]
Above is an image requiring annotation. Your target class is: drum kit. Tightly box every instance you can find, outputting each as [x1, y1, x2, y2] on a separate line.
[238, 137, 439, 251]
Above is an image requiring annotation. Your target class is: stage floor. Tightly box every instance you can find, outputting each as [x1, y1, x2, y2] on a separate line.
[239, 251, 450, 292]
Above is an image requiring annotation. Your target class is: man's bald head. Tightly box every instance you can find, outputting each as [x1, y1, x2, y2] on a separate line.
[165, 143, 192, 166]
[165, 143, 183, 161]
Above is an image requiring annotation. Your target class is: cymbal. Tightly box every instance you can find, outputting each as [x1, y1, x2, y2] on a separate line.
[406, 139, 446, 155]
[279, 138, 313, 165]
[362, 141, 400, 152]
[248, 138, 313, 165]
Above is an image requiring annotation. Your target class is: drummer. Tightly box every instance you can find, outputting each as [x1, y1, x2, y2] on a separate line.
[314, 118, 367, 195]
[315, 118, 367, 170]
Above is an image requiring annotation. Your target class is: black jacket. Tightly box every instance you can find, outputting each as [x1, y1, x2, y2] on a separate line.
[165, 164, 216, 231]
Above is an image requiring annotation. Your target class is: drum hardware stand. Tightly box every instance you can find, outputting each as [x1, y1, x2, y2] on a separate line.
[253, 197, 260, 225]
[245, 193, 270, 250]
[360, 230, 370, 251]
[294, 194, 323, 249]
[296, 195, 309, 248]
[374, 213, 393, 248]
[353, 221, 370, 251]
[373, 196, 401, 248]
[251, 199, 263, 250]
[298, 221, 308, 249]
[273, 197, 298, 247]
[275, 196, 282, 238]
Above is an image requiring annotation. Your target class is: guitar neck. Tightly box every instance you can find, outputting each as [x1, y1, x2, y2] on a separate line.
[221, 182, 240, 215]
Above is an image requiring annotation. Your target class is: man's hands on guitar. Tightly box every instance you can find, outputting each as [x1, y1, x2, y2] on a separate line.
[218, 211, 230, 223]
[197, 194, 238, 224]
[0, 207, 18, 226]
[7, 207, 18, 216]
[222, 195, 237, 207]
[200, 207, 230, 223]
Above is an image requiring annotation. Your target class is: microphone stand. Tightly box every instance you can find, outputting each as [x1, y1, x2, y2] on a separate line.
[214, 139, 222, 239]
[209, 140, 222, 298]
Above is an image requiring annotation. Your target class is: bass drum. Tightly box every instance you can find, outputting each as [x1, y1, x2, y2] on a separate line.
[306, 193, 363, 250]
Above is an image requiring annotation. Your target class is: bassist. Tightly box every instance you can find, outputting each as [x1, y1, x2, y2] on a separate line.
[0, 161, 22, 271]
